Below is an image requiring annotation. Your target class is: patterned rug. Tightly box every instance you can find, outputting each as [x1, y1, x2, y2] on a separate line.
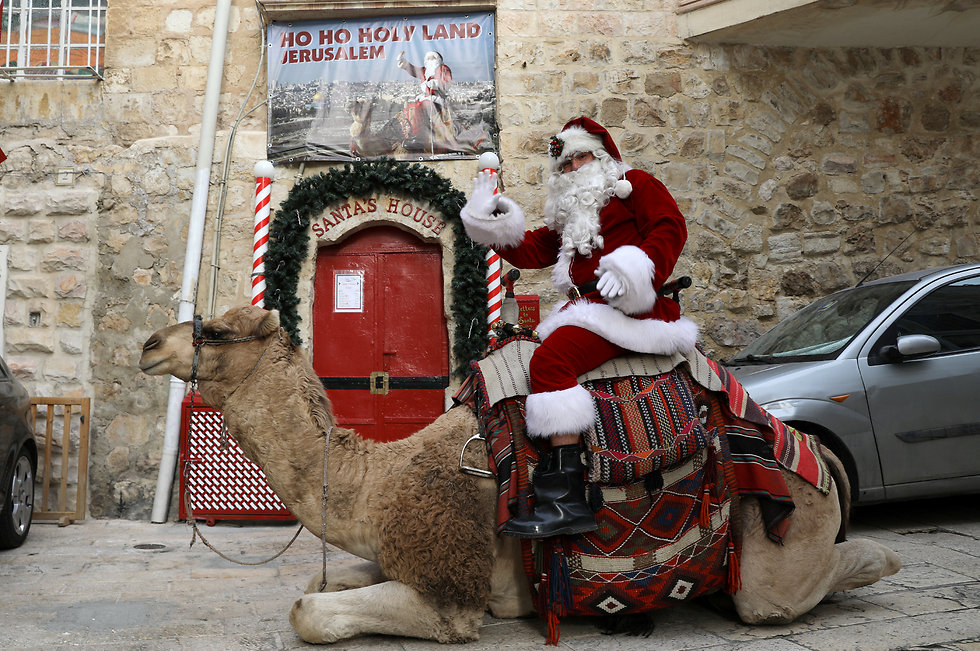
[461, 338, 833, 644]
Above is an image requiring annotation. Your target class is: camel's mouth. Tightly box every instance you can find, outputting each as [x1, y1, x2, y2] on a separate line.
[138, 355, 171, 375]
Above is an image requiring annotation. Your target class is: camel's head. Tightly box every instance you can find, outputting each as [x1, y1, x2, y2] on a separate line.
[139, 305, 281, 382]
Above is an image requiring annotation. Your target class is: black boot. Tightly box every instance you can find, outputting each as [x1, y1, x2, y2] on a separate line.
[500, 444, 598, 538]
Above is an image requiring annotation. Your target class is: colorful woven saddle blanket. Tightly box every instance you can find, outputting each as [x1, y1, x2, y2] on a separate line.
[464, 338, 831, 544]
[461, 339, 833, 642]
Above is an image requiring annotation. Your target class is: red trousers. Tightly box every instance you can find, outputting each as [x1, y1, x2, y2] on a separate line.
[529, 326, 626, 394]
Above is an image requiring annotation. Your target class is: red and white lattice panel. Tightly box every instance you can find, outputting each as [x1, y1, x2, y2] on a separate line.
[178, 392, 293, 521]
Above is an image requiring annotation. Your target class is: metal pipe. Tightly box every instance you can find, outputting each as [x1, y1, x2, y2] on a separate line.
[206, 8, 268, 319]
[151, 0, 232, 524]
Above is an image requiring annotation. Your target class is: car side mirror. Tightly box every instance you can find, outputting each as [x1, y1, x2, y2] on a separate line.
[880, 334, 941, 363]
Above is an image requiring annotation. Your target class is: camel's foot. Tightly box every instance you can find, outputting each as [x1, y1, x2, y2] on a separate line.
[290, 580, 483, 644]
[304, 559, 386, 594]
[829, 538, 902, 592]
[733, 538, 901, 625]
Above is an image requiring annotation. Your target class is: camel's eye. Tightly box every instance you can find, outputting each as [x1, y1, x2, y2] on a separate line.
[202, 325, 231, 340]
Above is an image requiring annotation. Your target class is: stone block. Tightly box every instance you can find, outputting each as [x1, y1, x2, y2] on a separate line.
[768, 233, 803, 262]
[571, 71, 600, 93]
[165, 9, 193, 33]
[108, 38, 158, 67]
[696, 209, 738, 239]
[57, 303, 85, 329]
[908, 170, 944, 194]
[678, 131, 704, 158]
[45, 357, 80, 383]
[632, 98, 666, 127]
[839, 110, 870, 133]
[744, 108, 786, 142]
[58, 220, 90, 242]
[732, 224, 763, 253]
[41, 248, 86, 272]
[829, 177, 859, 194]
[878, 196, 912, 224]
[599, 98, 628, 127]
[7, 276, 51, 298]
[4, 192, 43, 217]
[644, 72, 681, 97]
[810, 201, 837, 226]
[780, 268, 816, 296]
[737, 132, 773, 156]
[54, 274, 87, 299]
[861, 170, 886, 194]
[803, 232, 842, 256]
[45, 189, 99, 216]
[726, 144, 766, 170]
[0, 219, 26, 243]
[822, 153, 858, 175]
[919, 237, 950, 257]
[6, 328, 55, 353]
[786, 172, 819, 200]
[705, 130, 727, 156]
[921, 103, 950, 132]
[28, 220, 56, 243]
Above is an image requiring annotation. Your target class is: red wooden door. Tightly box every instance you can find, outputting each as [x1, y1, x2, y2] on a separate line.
[312, 226, 449, 442]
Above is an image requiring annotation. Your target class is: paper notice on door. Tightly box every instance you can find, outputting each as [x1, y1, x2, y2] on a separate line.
[334, 270, 364, 313]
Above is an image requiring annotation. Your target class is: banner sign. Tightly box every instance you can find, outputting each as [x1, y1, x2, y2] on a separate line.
[267, 12, 497, 163]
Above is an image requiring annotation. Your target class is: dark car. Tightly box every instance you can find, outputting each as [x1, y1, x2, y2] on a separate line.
[725, 264, 980, 505]
[0, 355, 36, 548]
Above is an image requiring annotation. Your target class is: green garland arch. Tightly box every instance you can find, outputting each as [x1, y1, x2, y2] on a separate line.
[264, 158, 489, 378]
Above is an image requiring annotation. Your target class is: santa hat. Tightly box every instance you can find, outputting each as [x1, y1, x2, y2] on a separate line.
[549, 117, 632, 199]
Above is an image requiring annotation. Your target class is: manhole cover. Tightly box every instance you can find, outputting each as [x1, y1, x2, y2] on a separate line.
[132, 543, 169, 552]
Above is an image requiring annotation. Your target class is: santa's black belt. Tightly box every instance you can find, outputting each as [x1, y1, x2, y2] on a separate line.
[567, 275, 693, 302]
[567, 280, 600, 300]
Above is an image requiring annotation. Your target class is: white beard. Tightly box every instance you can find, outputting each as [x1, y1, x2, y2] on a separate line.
[424, 60, 440, 79]
[543, 156, 622, 257]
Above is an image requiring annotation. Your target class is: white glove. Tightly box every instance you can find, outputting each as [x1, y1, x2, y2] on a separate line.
[596, 269, 626, 300]
[397, 51, 407, 68]
[464, 170, 500, 218]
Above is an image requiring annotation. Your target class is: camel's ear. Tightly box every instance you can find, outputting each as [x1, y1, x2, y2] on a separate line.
[257, 309, 281, 337]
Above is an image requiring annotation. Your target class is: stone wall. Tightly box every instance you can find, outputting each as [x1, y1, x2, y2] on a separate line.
[0, 0, 977, 518]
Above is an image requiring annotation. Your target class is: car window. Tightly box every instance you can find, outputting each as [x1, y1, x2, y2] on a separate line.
[729, 280, 916, 364]
[891, 276, 980, 353]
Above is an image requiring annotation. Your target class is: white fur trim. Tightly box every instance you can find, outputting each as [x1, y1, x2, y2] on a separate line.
[537, 301, 699, 356]
[550, 248, 574, 295]
[597, 245, 657, 315]
[552, 126, 603, 171]
[525, 384, 595, 438]
[460, 195, 526, 249]
[614, 178, 632, 199]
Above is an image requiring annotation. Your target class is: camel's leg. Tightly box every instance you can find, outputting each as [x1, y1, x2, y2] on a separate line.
[304, 558, 387, 594]
[732, 472, 900, 624]
[827, 538, 901, 593]
[488, 536, 536, 618]
[290, 580, 484, 644]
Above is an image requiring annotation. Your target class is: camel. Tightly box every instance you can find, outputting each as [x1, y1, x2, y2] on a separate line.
[138, 305, 901, 645]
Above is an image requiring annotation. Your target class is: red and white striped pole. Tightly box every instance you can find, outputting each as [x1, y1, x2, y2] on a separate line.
[478, 152, 502, 335]
[251, 160, 274, 308]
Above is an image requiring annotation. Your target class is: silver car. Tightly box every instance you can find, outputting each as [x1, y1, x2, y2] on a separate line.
[725, 263, 980, 505]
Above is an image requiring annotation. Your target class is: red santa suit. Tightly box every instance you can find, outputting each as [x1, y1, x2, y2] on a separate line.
[461, 117, 698, 439]
[398, 51, 453, 140]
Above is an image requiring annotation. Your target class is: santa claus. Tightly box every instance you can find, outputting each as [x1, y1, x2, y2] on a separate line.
[460, 117, 698, 538]
[397, 50, 454, 147]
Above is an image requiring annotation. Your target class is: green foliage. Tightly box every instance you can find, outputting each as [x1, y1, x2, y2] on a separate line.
[264, 158, 489, 377]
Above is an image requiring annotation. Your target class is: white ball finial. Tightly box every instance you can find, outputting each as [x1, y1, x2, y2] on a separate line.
[254, 160, 275, 179]
[477, 151, 500, 171]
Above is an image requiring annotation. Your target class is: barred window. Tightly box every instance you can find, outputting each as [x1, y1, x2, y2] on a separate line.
[1, 0, 106, 80]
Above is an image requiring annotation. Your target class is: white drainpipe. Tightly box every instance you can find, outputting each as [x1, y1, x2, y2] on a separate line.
[151, 0, 233, 523]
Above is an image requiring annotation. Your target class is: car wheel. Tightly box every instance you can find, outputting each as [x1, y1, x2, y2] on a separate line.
[0, 447, 36, 549]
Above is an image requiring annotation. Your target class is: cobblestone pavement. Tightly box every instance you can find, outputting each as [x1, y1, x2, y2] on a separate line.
[2, 495, 978, 650]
